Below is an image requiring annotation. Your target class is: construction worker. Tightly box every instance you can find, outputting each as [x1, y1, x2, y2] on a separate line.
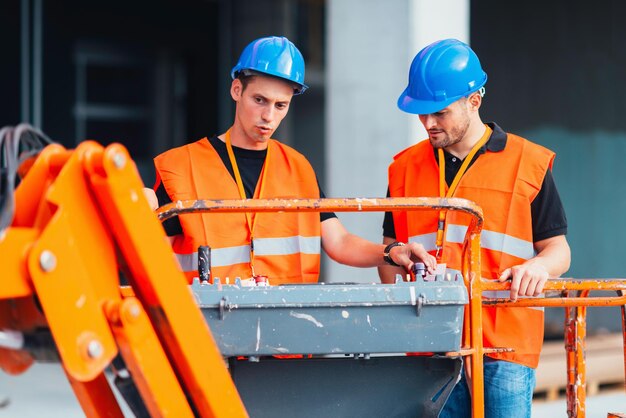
[144, 36, 436, 285]
[378, 39, 571, 417]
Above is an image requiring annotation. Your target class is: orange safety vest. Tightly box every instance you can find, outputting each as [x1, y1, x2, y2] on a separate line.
[154, 137, 321, 285]
[388, 133, 555, 368]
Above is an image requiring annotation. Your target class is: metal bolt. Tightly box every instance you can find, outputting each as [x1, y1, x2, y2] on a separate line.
[121, 301, 142, 324]
[87, 340, 103, 359]
[112, 152, 126, 169]
[126, 303, 141, 322]
[39, 250, 57, 272]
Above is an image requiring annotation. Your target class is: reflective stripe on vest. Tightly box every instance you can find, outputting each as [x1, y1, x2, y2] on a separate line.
[175, 235, 321, 272]
[409, 225, 535, 261]
[408, 232, 438, 251]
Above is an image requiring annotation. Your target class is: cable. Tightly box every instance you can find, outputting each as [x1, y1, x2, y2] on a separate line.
[0, 123, 54, 234]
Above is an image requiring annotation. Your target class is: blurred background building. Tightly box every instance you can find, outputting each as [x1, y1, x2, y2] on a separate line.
[2, 0, 625, 349]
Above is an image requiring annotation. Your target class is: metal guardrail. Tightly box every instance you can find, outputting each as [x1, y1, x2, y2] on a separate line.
[157, 197, 626, 418]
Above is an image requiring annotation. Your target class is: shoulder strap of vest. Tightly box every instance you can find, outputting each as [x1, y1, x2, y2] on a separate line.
[154, 138, 212, 172]
[392, 139, 432, 162]
[506, 133, 555, 175]
[155, 138, 233, 201]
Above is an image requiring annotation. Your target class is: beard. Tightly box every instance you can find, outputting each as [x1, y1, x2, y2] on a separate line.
[428, 113, 471, 149]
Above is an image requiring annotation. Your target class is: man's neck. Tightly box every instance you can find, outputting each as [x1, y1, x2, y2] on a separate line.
[445, 120, 487, 160]
[220, 124, 269, 151]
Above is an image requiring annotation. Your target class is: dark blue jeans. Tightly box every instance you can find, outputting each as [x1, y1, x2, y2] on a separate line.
[439, 358, 536, 418]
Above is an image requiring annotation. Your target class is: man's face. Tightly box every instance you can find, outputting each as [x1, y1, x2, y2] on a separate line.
[231, 75, 294, 149]
[418, 98, 472, 149]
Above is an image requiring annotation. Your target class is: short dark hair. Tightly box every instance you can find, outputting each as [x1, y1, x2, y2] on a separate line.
[236, 72, 256, 93]
[235, 70, 300, 94]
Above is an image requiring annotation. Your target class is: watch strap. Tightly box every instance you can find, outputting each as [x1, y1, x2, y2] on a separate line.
[383, 241, 405, 266]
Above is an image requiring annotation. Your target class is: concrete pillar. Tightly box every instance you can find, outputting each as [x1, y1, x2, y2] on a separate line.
[325, 0, 469, 282]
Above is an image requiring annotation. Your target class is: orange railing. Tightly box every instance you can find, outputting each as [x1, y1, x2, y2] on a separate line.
[158, 197, 626, 418]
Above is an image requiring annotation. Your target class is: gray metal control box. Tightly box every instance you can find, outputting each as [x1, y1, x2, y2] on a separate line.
[193, 278, 468, 356]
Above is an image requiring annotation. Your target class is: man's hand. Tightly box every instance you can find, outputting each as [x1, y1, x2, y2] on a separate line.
[498, 261, 549, 301]
[497, 235, 570, 301]
[389, 242, 437, 274]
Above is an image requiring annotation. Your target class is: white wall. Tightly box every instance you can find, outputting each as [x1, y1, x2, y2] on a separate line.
[325, 0, 469, 282]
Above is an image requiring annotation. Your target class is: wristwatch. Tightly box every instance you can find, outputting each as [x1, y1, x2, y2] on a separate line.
[383, 242, 405, 266]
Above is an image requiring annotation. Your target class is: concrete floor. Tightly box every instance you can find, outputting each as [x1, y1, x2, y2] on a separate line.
[1, 363, 624, 417]
[0, 364, 129, 418]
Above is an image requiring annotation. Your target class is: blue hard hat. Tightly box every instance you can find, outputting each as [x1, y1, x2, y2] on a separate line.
[398, 39, 487, 114]
[231, 36, 308, 95]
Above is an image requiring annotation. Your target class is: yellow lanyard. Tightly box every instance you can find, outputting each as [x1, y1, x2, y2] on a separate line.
[435, 125, 492, 258]
[225, 128, 270, 276]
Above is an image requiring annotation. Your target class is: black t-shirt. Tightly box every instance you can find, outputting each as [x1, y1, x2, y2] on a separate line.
[155, 135, 336, 236]
[382, 123, 568, 242]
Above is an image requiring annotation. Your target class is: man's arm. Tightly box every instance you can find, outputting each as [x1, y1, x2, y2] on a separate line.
[321, 218, 436, 274]
[498, 235, 571, 301]
[143, 187, 179, 245]
[377, 236, 411, 283]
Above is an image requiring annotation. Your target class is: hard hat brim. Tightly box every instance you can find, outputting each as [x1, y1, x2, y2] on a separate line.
[397, 72, 487, 115]
[397, 88, 460, 115]
[231, 67, 308, 95]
